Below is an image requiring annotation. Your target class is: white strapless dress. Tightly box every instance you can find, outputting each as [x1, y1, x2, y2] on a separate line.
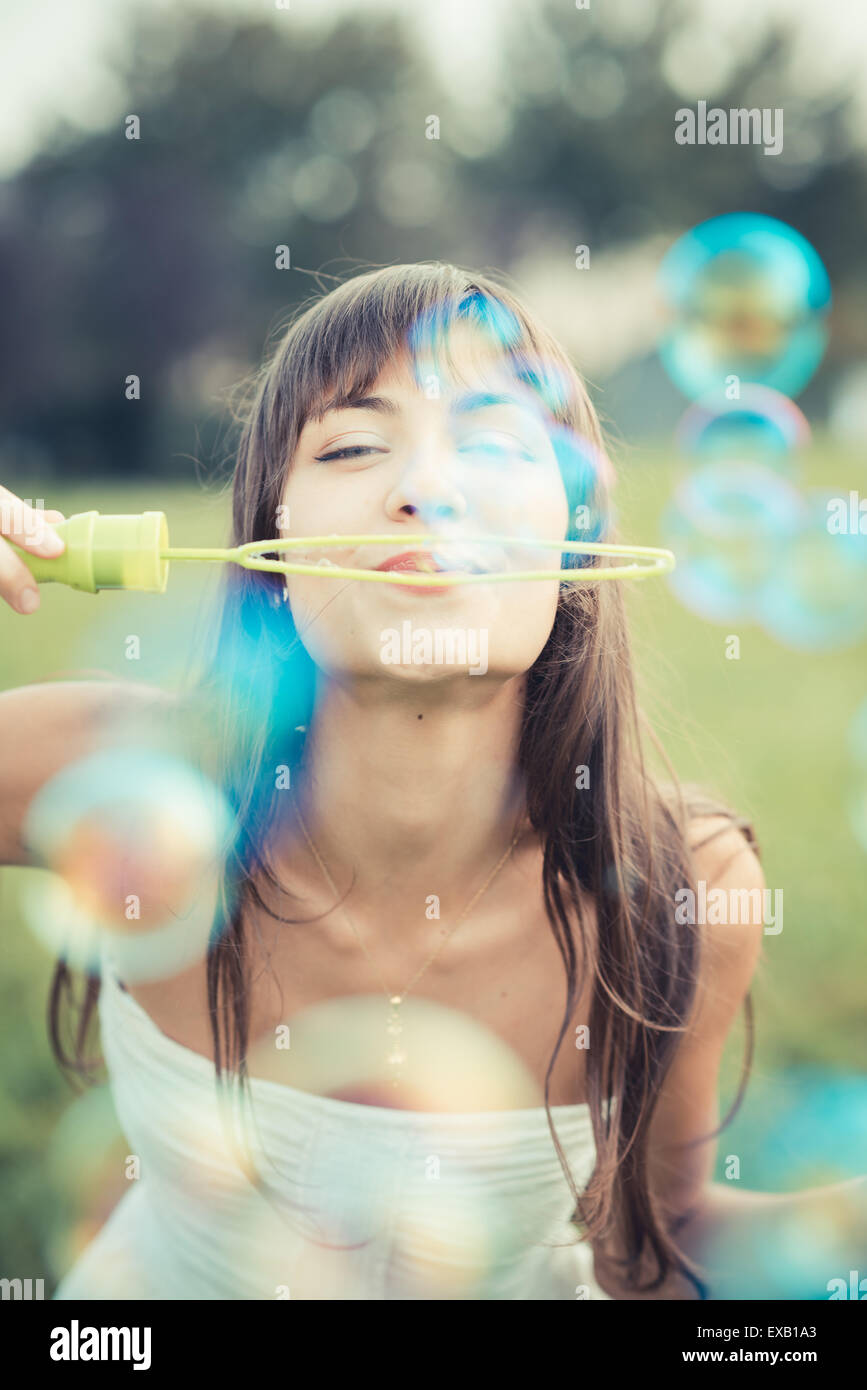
[54, 960, 612, 1300]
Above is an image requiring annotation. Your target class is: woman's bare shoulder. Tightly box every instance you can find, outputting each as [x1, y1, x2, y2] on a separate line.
[687, 812, 761, 885]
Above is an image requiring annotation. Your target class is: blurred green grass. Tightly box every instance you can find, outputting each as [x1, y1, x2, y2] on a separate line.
[1, 445, 865, 1281]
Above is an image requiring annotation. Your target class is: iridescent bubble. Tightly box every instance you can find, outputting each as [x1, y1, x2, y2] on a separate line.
[242, 993, 549, 1295]
[551, 423, 615, 523]
[244, 993, 543, 1115]
[392, 306, 618, 569]
[757, 489, 867, 650]
[704, 1185, 867, 1300]
[22, 747, 235, 982]
[661, 462, 805, 622]
[702, 1069, 867, 1298]
[207, 576, 317, 760]
[675, 385, 810, 473]
[47, 1085, 128, 1202]
[407, 292, 524, 373]
[740, 1070, 867, 1189]
[46, 1086, 131, 1279]
[659, 212, 831, 400]
[403, 306, 617, 553]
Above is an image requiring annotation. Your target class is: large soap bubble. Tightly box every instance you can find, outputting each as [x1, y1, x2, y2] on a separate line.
[240, 992, 583, 1297]
[22, 746, 235, 983]
[659, 213, 831, 400]
[702, 1069, 867, 1299]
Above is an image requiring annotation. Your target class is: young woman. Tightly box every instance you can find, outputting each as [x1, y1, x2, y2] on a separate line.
[0, 262, 844, 1301]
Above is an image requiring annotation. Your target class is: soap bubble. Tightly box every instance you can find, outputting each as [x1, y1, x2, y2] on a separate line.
[240, 991, 576, 1296]
[705, 1184, 867, 1299]
[46, 1086, 131, 1281]
[757, 489, 867, 650]
[661, 462, 805, 622]
[243, 992, 543, 1119]
[675, 385, 810, 474]
[658, 212, 831, 400]
[703, 1069, 867, 1298]
[21, 746, 235, 982]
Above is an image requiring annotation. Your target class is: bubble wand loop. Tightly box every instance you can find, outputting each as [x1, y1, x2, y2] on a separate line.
[10, 511, 675, 593]
[221, 533, 675, 584]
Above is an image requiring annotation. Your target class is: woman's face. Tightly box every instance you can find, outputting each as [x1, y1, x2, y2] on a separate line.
[279, 327, 571, 688]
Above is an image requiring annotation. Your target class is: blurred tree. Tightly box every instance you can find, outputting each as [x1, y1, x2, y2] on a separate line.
[0, 0, 863, 480]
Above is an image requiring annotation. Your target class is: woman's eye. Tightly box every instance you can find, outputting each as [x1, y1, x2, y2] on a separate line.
[314, 445, 383, 462]
[458, 435, 534, 461]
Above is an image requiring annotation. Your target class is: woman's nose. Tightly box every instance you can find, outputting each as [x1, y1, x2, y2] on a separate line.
[387, 437, 468, 523]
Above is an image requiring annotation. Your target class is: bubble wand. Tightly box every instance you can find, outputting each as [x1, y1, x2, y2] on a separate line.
[11, 511, 675, 593]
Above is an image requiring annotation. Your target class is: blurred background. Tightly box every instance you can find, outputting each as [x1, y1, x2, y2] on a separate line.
[0, 0, 865, 1291]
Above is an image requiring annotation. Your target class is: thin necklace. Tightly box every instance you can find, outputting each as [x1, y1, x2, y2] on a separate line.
[290, 790, 523, 1086]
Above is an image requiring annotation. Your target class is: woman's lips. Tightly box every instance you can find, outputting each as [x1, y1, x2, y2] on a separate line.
[374, 549, 481, 595]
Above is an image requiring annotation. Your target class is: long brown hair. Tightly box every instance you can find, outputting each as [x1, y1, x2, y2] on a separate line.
[49, 261, 757, 1297]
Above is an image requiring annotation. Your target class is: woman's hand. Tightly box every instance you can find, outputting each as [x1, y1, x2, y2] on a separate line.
[0, 487, 65, 614]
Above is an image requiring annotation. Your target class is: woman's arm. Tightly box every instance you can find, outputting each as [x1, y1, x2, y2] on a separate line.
[592, 816, 767, 1298]
[0, 488, 173, 867]
[676, 1173, 867, 1297]
[593, 818, 866, 1298]
[0, 680, 172, 867]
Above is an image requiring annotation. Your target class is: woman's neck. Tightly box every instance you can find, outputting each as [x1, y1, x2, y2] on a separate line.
[282, 671, 531, 922]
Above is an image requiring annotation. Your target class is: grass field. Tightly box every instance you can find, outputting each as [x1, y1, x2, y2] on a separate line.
[1, 440, 865, 1281]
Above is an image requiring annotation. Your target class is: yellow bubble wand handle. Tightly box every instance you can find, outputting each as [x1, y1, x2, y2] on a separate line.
[9, 512, 171, 593]
[10, 512, 675, 593]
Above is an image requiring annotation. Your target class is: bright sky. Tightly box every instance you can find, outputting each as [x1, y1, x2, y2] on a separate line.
[1, 0, 865, 178]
